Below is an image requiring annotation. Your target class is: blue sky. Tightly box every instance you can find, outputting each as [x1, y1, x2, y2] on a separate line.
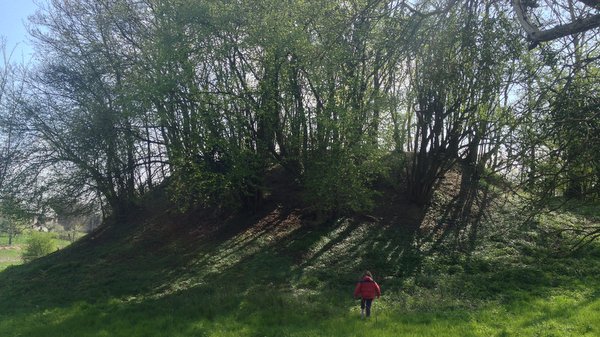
[0, 0, 44, 62]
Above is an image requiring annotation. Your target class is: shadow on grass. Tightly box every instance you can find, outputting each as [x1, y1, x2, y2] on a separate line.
[1, 197, 600, 336]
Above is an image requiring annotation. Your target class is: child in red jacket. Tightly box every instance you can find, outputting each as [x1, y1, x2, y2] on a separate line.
[353, 270, 381, 318]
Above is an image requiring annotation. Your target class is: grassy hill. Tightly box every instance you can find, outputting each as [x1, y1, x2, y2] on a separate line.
[0, 181, 599, 337]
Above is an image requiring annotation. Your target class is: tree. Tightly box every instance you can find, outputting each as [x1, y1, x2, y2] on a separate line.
[13, 0, 596, 248]
[24, 0, 160, 215]
[0, 38, 19, 194]
[512, 0, 600, 47]
[0, 197, 29, 246]
[1, 39, 34, 242]
[515, 37, 600, 200]
[404, 1, 522, 207]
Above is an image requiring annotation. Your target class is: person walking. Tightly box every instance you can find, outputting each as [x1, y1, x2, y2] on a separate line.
[353, 270, 381, 319]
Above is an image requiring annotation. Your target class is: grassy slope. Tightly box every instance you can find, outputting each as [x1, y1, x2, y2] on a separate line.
[0, 194, 599, 337]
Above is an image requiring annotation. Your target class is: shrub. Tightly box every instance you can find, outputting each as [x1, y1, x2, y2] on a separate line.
[303, 147, 387, 215]
[22, 232, 56, 263]
[167, 149, 264, 212]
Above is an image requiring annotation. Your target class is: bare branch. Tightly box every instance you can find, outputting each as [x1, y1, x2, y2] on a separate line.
[531, 14, 600, 44]
[575, 0, 600, 9]
[512, 0, 541, 36]
[512, 0, 600, 48]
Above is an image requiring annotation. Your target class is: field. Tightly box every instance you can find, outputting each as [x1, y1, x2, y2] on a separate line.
[0, 232, 78, 271]
[0, 203, 599, 337]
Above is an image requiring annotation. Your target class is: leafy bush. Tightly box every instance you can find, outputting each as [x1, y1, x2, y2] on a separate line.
[303, 147, 386, 215]
[22, 232, 56, 263]
[167, 149, 264, 212]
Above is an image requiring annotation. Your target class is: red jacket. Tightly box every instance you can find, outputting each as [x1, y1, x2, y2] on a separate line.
[353, 276, 381, 299]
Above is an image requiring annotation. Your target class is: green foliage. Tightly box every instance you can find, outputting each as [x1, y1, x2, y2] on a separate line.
[303, 147, 386, 215]
[168, 160, 231, 212]
[0, 198, 29, 246]
[379, 151, 408, 190]
[405, 3, 523, 205]
[168, 149, 264, 212]
[0, 231, 75, 271]
[2, 0, 597, 230]
[514, 25, 600, 203]
[21, 232, 56, 263]
[1, 0, 599, 333]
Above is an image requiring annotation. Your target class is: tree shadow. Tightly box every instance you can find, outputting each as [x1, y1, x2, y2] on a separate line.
[2, 179, 597, 336]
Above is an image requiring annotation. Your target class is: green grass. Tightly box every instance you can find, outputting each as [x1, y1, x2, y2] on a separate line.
[0, 247, 21, 270]
[0, 232, 76, 271]
[0, 291, 598, 337]
[0, 232, 28, 245]
[0, 205, 599, 337]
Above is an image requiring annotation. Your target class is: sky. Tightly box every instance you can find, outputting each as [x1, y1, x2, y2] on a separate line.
[0, 0, 44, 63]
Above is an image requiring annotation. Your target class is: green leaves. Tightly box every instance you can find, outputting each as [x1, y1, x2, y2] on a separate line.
[303, 145, 385, 215]
[22, 232, 56, 263]
[8, 0, 595, 222]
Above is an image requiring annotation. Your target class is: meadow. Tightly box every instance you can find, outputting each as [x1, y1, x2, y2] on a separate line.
[0, 232, 77, 271]
[0, 202, 599, 337]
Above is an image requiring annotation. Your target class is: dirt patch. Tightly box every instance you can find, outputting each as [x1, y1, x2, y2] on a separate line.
[0, 245, 21, 250]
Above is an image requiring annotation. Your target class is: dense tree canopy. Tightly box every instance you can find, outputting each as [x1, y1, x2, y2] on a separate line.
[0, 0, 598, 234]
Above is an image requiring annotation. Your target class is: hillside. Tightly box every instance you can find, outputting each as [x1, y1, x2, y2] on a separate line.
[0, 177, 600, 337]
[2, 0, 599, 335]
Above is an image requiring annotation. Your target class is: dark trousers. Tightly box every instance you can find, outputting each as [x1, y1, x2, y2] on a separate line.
[361, 298, 373, 317]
